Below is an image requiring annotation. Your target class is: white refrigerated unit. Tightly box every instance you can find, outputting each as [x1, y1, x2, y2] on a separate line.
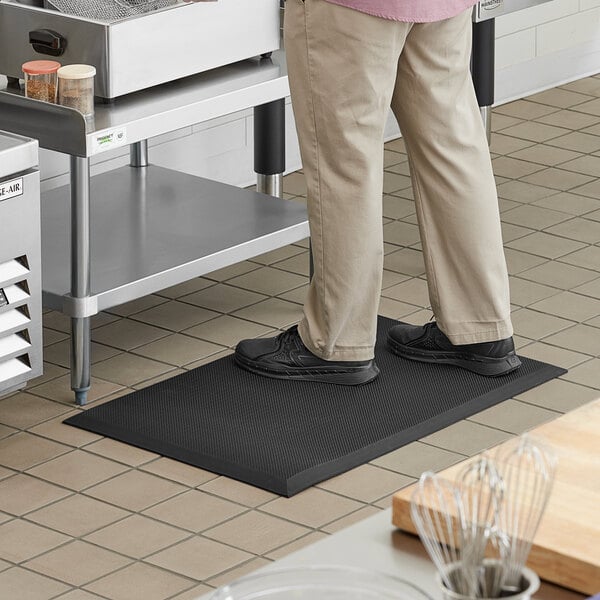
[0, 131, 42, 397]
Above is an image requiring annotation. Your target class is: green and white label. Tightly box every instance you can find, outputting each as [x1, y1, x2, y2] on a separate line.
[92, 127, 128, 154]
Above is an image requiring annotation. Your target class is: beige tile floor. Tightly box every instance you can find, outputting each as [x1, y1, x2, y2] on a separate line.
[2, 77, 600, 599]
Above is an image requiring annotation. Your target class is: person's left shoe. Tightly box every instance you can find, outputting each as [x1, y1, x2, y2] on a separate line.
[234, 325, 379, 385]
[387, 321, 521, 377]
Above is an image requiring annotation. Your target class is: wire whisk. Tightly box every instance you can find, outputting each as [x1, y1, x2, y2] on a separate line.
[494, 435, 556, 593]
[410, 435, 556, 599]
[411, 472, 472, 596]
[458, 456, 506, 598]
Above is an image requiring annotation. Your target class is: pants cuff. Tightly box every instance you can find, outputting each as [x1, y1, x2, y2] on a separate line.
[298, 320, 375, 361]
[438, 319, 514, 345]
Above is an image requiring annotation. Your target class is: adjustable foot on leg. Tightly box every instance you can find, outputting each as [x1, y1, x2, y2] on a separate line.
[75, 389, 89, 406]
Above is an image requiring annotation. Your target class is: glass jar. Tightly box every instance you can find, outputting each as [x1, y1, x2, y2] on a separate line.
[210, 565, 434, 600]
[22, 60, 61, 103]
[57, 64, 97, 118]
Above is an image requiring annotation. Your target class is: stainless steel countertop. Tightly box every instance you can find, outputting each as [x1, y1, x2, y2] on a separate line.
[0, 51, 289, 158]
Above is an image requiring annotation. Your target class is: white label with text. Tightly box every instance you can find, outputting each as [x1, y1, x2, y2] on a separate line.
[0, 178, 24, 202]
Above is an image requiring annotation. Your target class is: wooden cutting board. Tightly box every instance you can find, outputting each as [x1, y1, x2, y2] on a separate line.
[392, 399, 600, 595]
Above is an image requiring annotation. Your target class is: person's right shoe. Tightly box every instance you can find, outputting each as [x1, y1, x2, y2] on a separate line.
[387, 321, 521, 377]
[235, 325, 379, 386]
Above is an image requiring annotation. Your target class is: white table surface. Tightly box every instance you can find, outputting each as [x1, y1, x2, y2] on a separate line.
[201, 510, 587, 600]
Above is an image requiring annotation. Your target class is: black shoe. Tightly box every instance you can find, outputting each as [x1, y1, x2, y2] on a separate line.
[387, 321, 521, 377]
[234, 325, 379, 385]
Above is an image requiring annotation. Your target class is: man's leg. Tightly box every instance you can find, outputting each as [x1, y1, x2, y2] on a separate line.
[287, 0, 409, 361]
[387, 9, 519, 376]
[234, 0, 410, 383]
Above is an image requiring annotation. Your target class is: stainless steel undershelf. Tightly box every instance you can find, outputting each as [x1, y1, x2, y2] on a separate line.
[41, 165, 308, 316]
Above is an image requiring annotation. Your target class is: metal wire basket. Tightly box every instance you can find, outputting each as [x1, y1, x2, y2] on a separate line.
[44, 0, 180, 22]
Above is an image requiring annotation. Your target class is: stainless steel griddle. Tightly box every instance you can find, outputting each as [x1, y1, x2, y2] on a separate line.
[0, 0, 281, 98]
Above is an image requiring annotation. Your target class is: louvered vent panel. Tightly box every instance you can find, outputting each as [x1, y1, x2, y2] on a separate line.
[0, 308, 30, 333]
[0, 356, 31, 382]
[0, 332, 30, 358]
[3, 283, 29, 305]
[0, 255, 36, 389]
[0, 258, 29, 283]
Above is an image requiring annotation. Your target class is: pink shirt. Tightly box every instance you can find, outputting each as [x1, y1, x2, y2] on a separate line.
[323, 0, 478, 22]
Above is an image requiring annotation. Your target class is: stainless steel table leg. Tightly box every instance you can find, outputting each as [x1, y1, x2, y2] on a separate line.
[130, 140, 149, 167]
[480, 105, 492, 142]
[254, 99, 313, 277]
[257, 173, 282, 197]
[70, 156, 92, 406]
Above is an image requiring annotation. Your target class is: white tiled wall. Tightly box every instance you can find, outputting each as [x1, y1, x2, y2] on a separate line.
[495, 0, 600, 99]
[36, 1, 600, 190]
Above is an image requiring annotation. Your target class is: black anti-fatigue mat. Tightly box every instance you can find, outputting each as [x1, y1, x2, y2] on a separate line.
[65, 317, 566, 496]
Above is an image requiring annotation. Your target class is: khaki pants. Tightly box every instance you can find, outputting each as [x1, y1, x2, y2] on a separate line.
[284, 0, 513, 361]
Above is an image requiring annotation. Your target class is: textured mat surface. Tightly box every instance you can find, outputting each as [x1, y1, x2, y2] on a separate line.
[65, 317, 566, 496]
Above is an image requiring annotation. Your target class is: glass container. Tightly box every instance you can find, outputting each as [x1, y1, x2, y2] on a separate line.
[210, 565, 434, 600]
[22, 60, 60, 103]
[57, 64, 97, 118]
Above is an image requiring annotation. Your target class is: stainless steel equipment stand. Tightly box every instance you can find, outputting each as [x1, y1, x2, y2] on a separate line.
[0, 51, 309, 405]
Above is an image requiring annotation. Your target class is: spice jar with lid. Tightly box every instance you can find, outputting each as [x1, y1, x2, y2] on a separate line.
[22, 60, 61, 103]
[57, 64, 97, 118]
